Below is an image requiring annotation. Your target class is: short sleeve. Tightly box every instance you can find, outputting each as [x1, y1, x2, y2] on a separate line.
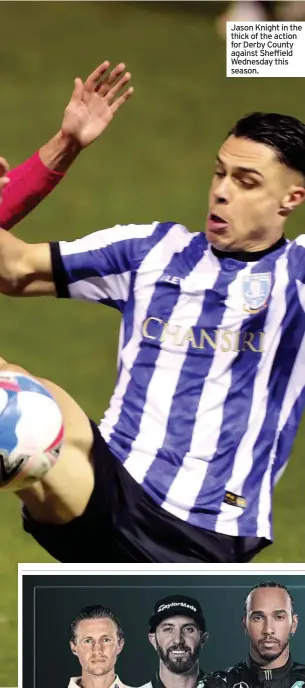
[50, 222, 160, 311]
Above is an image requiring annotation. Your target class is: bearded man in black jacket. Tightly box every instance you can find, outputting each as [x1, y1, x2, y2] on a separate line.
[203, 581, 305, 688]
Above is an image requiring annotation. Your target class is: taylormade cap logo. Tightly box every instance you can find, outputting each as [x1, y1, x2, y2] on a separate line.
[157, 602, 197, 613]
[149, 595, 206, 633]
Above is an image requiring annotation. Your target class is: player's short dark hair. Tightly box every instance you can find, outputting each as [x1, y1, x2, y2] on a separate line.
[70, 604, 124, 643]
[227, 112, 305, 179]
[244, 581, 295, 616]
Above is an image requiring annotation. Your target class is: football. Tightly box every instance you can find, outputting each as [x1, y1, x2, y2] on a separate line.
[0, 371, 64, 489]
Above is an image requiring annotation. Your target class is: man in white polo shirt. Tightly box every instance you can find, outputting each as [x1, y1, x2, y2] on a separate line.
[69, 604, 130, 688]
[140, 595, 208, 688]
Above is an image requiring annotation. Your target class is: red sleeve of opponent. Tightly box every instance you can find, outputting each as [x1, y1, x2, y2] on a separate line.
[0, 151, 65, 230]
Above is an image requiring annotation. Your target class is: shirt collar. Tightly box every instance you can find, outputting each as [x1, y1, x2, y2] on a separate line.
[211, 235, 287, 263]
[246, 654, 293, 679]
[68, 675, 126, 688]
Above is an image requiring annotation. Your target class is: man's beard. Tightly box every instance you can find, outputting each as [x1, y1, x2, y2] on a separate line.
[156, 638, 201, 674]
[253, 637, 290, 663]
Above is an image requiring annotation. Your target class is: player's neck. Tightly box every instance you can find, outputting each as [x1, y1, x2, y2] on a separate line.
[250, 647, 290, 670]
[80, 669, 116, 688]
[211, 234, 286, 262]
[159, 663, 199, 688]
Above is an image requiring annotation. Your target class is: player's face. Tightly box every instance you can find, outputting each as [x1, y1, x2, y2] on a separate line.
[244, 588, 298, 667]
[206, 135, 305, 251]
[150, 615, 203, 674]
[70, 618, 124, 677]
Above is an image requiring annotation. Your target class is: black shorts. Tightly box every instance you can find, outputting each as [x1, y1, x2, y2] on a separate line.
[23, 421, 270, 563]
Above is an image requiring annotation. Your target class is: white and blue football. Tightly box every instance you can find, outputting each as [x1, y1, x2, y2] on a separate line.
[0, 371, 64, 489]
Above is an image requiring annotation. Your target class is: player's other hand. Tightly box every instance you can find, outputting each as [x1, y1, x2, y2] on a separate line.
[0, 158, 10, 204]
[61, 61, 134, 148]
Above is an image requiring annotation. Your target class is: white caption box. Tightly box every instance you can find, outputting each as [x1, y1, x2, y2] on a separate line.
[226, 21, 305, 77]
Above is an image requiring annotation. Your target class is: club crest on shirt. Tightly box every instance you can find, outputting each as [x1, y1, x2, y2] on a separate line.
[242, 272, 271, 313]
[291, 682, 305, 688]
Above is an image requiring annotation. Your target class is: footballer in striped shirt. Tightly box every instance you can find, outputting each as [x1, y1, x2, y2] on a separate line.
[1, 110, 305, 563]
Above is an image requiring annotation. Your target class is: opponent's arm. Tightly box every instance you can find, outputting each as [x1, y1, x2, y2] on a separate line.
[0, 231, 54, 296]
[0, 221, 160, 300]
[0, 61, 133, 230]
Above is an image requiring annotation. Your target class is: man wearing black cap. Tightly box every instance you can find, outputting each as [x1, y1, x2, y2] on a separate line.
[139, 595, 207, 688]
[203, 581, 305, 688]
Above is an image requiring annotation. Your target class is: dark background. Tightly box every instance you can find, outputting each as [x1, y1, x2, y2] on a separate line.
[22, 574, 305, 688]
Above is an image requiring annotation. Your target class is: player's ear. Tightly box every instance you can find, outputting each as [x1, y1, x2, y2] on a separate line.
[280, 186, 305, 215]
[148, 632, 157, 650]
[117, 637, 125, 654]
[242, 616, 247, 634]
[291, 614, 299, 635]
[70, 641, 77, 655]
[200, 631, 209, 647]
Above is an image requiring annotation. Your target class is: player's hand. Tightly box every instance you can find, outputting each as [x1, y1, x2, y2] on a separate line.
[60, 61, 134, 148]
[0, 158, 10, 204]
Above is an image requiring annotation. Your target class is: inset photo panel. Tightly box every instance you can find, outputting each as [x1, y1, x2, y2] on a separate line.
[20, 567, 305, 688]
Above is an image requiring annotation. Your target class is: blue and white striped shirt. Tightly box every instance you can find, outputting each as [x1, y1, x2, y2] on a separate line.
[54, 221, 305, 541]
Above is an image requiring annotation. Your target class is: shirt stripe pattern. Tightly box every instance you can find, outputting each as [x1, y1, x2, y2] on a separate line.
[57, 222, 305, 540]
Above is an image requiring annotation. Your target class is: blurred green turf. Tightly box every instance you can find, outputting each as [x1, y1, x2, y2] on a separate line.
[1, 2, 305, 683]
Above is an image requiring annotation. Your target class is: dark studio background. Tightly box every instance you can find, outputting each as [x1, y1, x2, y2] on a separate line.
[22, 574, 305, 688]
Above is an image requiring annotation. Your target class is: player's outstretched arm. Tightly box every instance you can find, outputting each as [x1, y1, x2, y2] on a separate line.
[0, 231, 54, 296]
[58, 60, 133, 152]
[0, 61, 133, 230]
[38, 60, 133, 169]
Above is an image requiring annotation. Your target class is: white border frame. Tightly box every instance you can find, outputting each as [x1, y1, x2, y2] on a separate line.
[18, 563, 305, 688]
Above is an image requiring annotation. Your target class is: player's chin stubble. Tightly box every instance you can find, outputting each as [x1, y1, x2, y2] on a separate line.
[255, 639, 290, 663]
[156, 640, 200, 674]
[87, 667, 110, 677]
[85, 659, 111, 677]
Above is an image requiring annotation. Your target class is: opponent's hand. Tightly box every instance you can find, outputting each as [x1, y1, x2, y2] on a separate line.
[61, 61, 134, 148]
[0, 158, 10, 203]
